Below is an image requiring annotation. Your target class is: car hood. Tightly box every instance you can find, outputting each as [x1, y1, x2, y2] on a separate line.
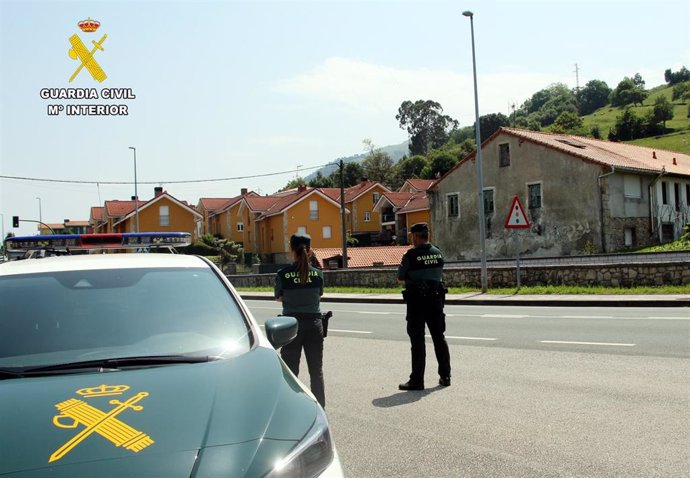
[0, 346, 318, 477]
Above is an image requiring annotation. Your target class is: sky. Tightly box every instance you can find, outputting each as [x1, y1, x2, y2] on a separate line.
[1, 0, 688, 236]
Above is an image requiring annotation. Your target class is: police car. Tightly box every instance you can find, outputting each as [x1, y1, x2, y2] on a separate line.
[0, 233, 343, 477]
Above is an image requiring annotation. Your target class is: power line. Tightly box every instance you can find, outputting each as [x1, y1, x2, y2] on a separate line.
[0, 163, 334, 186]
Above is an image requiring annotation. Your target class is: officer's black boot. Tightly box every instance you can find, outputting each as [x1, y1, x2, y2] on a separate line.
[439, 376, 451, 387]
[398, 380, 424, 391]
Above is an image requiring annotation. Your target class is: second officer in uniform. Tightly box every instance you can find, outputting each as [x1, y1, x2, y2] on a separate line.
[397, 222, 451, 390]
[275, 233, 326, 407]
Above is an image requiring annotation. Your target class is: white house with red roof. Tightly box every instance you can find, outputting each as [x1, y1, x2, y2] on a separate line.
[431, 127, 690, 260]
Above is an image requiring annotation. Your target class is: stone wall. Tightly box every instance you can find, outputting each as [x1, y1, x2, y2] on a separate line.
[227, 260, 690, 289]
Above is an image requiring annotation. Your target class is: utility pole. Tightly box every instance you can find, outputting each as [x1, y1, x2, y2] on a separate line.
[574, 63, 580, 92]
[339, 160, 348, 268]
[129, 147, 139, 233]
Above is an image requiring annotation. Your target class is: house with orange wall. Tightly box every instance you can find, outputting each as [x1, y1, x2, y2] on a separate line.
[373, 179, 432, 244]
[321, 181, 390, 242]
[95, 187, 201, 238]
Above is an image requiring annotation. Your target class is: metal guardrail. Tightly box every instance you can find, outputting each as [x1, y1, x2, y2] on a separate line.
[446, 251, 690, 269]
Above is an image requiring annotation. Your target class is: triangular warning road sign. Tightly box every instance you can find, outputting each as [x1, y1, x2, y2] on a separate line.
[504, 196, 530, 229]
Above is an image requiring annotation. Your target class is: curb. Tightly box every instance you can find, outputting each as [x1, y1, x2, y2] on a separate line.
[239, 294, 690, 308]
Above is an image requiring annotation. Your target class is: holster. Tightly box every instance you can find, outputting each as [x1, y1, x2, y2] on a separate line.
[322, 311, 333, 338]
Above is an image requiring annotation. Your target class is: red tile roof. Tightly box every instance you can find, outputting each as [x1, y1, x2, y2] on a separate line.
[440, 127, 690, 182]
[397, 195, 429, 214]
[104, 200, 141, 218]
[90, 207, 104, 221]
[244, 195, 282, 212]
[403, 179, 435, 192]
[379, 192, 417, 209]
[312, 246, 410, 268]
[199, 198, 233, 212]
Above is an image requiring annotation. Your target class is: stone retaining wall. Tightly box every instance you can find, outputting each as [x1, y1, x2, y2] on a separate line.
[227, 261, 690, 289]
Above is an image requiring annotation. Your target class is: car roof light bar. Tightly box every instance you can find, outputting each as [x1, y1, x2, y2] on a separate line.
[4, 232, 192, 252]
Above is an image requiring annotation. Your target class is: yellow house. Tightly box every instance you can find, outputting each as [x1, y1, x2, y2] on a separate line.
[210, 190, 257, 244]
[197, 198, 233, 236]
[321, 181, 390, 244]
[238, 186, 349, 262]
[99, 188, 201, 238]
[373, 179, 432, 244]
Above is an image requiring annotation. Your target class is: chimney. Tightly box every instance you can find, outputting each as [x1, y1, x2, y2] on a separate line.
[672, 157, 677, 165]
[154, 186, 163, 197]
[297, 184, 307, 193]
[652, 151, 657, 159]
[63, 219, 69, 224]
[131, 195, 138, 201]
[241, 188, 248, 195]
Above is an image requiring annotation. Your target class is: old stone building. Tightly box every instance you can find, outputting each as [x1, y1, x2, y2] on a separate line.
[430, 127, 690, 260]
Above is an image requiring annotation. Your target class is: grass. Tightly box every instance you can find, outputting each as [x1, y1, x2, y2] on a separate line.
[580, 84, 690, 154]
[636, 240, 690, 253]
[236, 284, 690, 295]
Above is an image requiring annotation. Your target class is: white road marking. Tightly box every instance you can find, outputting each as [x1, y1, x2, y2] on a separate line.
[426, 335, 497, 341]
[645, 316, 690, 320]
[560, 315, 613, 319]
[482, 314, 528, 318]
[328, 329, 373, 334]
[540, 340, 636, 347]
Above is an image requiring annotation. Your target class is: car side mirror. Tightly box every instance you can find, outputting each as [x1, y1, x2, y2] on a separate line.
[264, 316, 298, 349]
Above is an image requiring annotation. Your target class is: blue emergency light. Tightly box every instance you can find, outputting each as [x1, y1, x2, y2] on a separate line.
[4, 232, 192, 252]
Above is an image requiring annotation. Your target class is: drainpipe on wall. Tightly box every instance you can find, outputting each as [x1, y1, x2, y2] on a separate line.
[648, 166, 666, 241]
[597, 166, 615, 253]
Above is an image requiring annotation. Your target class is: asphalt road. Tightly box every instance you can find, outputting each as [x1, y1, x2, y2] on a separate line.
[246, 300, 690, 478]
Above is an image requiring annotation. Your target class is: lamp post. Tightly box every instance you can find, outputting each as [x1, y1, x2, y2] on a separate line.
[129, 147, 139, 233]
[35, 197, 43, 234]
[463, 10, 488, 293]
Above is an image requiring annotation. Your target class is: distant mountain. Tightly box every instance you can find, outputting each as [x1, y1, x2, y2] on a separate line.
[304, 140, 409, 181]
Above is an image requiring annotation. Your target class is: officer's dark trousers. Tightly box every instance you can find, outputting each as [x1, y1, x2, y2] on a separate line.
[406, 298, 451, 384]
[280, 317, 325, 407]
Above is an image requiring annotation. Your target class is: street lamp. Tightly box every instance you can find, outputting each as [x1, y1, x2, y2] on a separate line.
[35, 197, 42, 233]
[463, 10, 488, 293]
[129, 147, 139, 233]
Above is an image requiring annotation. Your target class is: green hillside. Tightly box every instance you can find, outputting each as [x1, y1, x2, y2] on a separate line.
[582, 85, 690, 154]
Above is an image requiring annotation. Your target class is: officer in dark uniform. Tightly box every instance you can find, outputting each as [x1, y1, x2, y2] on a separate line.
[397, 222, 451, 391]
[275, 233, 326, 407]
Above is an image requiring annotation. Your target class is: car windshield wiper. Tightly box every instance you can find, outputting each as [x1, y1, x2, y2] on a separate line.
[0, 368, 24, 379]
[20, 355, 217, 375]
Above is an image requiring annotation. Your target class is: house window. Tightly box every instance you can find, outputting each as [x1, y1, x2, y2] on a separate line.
[673, 183, 680, 211]
[661, 181, 668, 205]
[623, 175, 642, 199]
[159, 205, 169, 226]
[309, 200, 318, 220]
[237, 223, 244, 232]
[528, 183, 542, 209]
[499, 143, 510, 167]
[322, 226, 332, 239]
[373, 192, 380, 205]
[483, 188, 494, 215]
[363, 212, 371, 222]
[447, 193, 459, 217]
[297, 226, 306, 235]
[624, 228, 635, 247]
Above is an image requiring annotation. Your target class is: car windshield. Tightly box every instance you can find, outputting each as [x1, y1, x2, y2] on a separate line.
[0, 267, 252, 369]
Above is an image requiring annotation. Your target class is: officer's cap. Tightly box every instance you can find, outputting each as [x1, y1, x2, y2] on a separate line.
[290, 232, 312, 250]
[410, 223, 429, 234]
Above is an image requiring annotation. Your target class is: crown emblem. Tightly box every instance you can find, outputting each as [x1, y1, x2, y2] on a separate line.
[76, 384, 129, 398]
[78, 17, 100, 33]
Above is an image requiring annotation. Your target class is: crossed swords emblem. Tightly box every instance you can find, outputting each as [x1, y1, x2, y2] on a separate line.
[50, 388, 154, 463]
[68, 33, 107, 83]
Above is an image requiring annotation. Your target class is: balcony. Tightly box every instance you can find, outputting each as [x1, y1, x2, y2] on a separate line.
[381, 213, 395, 224]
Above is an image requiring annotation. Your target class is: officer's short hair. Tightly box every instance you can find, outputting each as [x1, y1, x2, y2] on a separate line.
[410, 223, 429, 239]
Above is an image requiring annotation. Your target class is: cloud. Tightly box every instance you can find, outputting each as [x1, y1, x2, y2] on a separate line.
[274, 57, 573, 123]
[250, 135, 319, 147]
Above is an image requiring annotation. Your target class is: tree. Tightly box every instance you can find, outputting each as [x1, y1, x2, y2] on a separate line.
[576, 80, 612, 115]
[665, 66, 690, 85]
[608, 107, 645, 141]
[396, 154, 429, 180]
[339, 161, 364, 187]
[478, 113, 509, 139]
[652, 95, 674, 130]
[308, 171, 334, 188]
[610, 77, 648, 107]
[422, 150, 458, 179]
[361, 139, 394, 185]
[672, 82, 690, 102]
[521, 83, 577, 126]
[551, 111, 583, 133]
[396, 100, 459, 156]
[279, 177, 306, 191]
[632, 73, 645, 88]
[590, 125, 602, 139]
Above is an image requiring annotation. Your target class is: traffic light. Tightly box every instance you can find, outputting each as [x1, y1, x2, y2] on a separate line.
[12, 216, 19, 228]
